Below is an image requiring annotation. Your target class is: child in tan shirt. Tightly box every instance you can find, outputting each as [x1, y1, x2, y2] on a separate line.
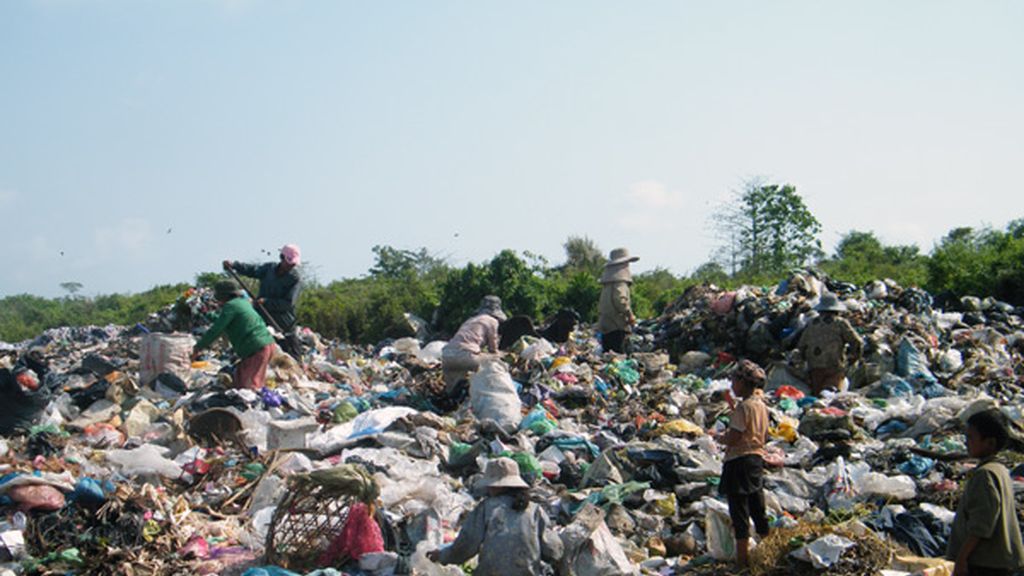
[719, 359, 770, 568]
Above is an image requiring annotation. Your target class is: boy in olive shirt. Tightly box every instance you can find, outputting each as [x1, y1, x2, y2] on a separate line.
[947, 410, 1024, 576]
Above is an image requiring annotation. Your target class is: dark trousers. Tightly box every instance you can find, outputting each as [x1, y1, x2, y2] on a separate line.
[603, 330, 626, 353]
[720, 455, 770, 540]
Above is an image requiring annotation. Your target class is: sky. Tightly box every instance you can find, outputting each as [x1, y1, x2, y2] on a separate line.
[1, 1, 1022, 298]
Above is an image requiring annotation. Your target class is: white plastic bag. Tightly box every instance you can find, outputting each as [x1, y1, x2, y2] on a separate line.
[417, 341, 446, 365]
[106, 444, 183, 479]
[560, 503, 638, 576]
[139, 333, 194, 386]
[702, 498, 736, 561]
[790, 534, 855, 568]
[469, 360, 522, 432]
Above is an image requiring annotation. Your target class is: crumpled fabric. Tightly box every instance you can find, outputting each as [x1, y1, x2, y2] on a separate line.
[318, 502, 384, 565]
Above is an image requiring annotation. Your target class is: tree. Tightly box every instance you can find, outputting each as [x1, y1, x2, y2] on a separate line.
[691, 261, 729, 285]
[822, 230, 926, 286]
[562, 236, 605, 274]
[369, 245, 446, 280]
[926, 222, 1024, 304]
[713, 180, 822, 277]
[59, 282, 83, 298]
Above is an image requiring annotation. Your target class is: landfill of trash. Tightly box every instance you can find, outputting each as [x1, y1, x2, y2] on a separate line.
[0, 271, 1022, 576]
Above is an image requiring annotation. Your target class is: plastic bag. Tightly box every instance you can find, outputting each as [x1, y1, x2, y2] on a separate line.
[348, 406, 418, 439]
[824, 457, 857, 511]
[654, 419, 703, 437]
[416, 341, 446, 365]
[469, 360, 522, 432]
[138, 332, 194, 386]
[520, 405, 558, 435]
[898, 456, 935, 478]
[704, 500, 735, 560]
[82, 422, 126, 448]
[768, 418, 799, 443]
[8, 485, 65, 512]
[896, 338, 937, 385]
[106, 444, 183, 479]
[559, 503, 638, 576]
[790, 534, 855, 568]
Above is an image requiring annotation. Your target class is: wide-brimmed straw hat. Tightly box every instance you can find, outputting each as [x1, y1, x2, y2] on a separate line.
[815, 292, 847, 313]
[479, 457, 529, 489]
[477, 295, 508, 322]
[605, 248, 639, 267]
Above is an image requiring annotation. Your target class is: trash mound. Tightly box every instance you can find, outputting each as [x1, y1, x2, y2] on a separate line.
[0, 277, 1020, 575]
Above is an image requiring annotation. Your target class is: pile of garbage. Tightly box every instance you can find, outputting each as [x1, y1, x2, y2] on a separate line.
[0, 275, 1021, 575]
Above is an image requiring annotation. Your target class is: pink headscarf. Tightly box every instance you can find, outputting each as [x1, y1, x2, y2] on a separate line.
[280, 244, 301, 266]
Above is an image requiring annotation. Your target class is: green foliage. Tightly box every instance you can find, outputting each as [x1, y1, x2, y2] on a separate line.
[298, 245, 448, 342]
[926, 223, 1024, 304]
[557, 271, 602, 323]
[820, 230, 928, 287]
[715, 181, 823, 277]
[691, 261, 729, 285]
[436, 250, 552, 335]
[562, 236, 606, 275]
[0, 284, 190, 343]
[632, 268, 693, 319]
[5, 219, 1024, 344]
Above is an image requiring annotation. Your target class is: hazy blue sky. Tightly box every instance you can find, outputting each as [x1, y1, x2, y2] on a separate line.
[2, 1, 1021, 297]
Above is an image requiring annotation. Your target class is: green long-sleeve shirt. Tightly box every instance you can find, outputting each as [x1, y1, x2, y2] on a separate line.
[194, 298, 275, 358]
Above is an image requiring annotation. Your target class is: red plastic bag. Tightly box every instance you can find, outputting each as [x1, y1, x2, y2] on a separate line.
[710, 292, 736, 316]
[774, 385, 805, 400]
[318, 502, 384, 565]
[8, 484, 65, 512]
[15, 371, 38, 392]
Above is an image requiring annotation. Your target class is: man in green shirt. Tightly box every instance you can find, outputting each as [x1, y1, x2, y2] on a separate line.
[946, 409, 1024, 576]
[191, 280, 276, 390]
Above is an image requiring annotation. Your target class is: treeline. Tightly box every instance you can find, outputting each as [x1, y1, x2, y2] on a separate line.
[0, 284, 191, 343]
[2, 214, 1022, 345]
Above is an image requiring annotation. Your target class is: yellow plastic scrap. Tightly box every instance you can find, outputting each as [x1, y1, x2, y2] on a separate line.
[550, 357, 572, 371]
[652, 493, 677, 517]
[769, 417, 800, 443]
[655, 419, 704, 437]
[141, 519, 161, 542]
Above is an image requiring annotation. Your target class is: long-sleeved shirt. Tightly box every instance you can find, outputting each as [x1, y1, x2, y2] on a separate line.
[232, 262, 302, 331]
[797, 315, 862, 370]
[194, 298, 275, 359]
[437, 494, 562, 576]
[444, 314, 499, 355]
[946, 458, 1024, 569]
[598, 281, 632, 333]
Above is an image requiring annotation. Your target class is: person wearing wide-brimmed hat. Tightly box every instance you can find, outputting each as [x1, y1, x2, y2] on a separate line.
[223, 244, 303, 359]
[441, 295, 508, 390]
[191, 280, 276, 390]
[796, 292, 863, 395]
[427, 457, 562, 575]
[598, 248, 639, 353]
